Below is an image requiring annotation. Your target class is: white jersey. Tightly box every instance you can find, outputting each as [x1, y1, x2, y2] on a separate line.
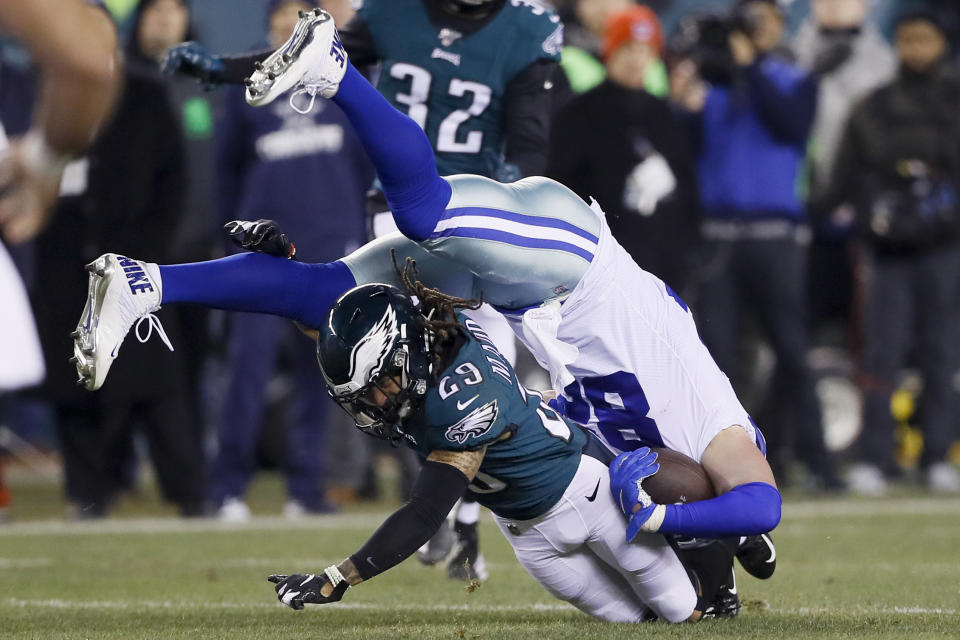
[505, 211, 756, 462]
[342, 174, 757, 461]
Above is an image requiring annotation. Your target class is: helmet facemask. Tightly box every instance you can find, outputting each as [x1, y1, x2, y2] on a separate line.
[329, 343, 429, 442]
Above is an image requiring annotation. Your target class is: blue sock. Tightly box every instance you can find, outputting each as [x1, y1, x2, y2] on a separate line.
[332, 62, 450, 241]
[159, 254, 356, 328]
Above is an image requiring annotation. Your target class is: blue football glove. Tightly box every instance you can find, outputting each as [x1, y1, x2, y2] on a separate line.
[268, 568, 349, 610]
[161, 41, 225, 87]
[609, 448, 668, 541]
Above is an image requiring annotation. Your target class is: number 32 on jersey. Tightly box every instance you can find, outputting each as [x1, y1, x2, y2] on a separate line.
[390, 63, 491, 154]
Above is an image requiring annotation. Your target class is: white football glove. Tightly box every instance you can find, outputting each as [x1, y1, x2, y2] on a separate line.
[623, 154, 677, 216]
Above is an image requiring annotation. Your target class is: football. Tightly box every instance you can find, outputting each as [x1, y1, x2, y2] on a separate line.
[643, 447, 716, 504]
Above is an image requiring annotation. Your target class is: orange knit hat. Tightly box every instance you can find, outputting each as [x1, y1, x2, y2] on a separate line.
[602, 5, 664, 59]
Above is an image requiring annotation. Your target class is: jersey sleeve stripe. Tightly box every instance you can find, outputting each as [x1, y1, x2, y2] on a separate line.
[432, 227, 595, 262]
[436, 207, 600, 243]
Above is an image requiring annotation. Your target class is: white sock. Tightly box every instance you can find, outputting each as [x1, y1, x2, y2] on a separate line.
[455, 501, 480, 525]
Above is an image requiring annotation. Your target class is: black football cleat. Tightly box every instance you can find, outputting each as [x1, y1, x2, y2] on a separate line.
[736, 533, 776, 580]
[701, 568, 740, 619]
[446, 521, 488, 582]
[416, 520, 456, 566]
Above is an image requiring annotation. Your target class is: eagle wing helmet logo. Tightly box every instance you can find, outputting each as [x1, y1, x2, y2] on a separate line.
[445, 400, 499, 445]
[347, 303, 398, 388]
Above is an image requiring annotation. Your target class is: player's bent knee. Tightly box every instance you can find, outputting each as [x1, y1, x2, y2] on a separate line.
[749, 481, 782, 533]
[579, 597, 648, 623]
[647, 582, 698, 623]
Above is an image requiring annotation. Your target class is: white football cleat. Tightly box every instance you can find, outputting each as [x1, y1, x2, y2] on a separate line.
[217, 497, 252, 523]
[927, 462, 960, 494]
[244, 7, 347, 111]
[71, 253, 171, 391]
[845, 463, 888, 497]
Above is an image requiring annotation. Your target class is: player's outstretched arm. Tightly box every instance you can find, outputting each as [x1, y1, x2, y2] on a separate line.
[162, 13, 379, 87]
[0, 0, 119, 155]
[0, 0, 120, 243]
[268, 449, 483, 610]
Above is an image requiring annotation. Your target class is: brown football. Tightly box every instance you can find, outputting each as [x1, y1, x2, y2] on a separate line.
[643, 447, 716, 504]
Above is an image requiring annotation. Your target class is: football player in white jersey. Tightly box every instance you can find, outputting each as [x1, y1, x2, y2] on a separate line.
[71, 9, 780, 606]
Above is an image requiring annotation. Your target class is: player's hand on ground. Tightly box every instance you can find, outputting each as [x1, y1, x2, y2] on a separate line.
[161, 42, 224, 87]
[268, 571, 349, 609]
[224, 219, 296, 259]
[0, 135, 66, 244]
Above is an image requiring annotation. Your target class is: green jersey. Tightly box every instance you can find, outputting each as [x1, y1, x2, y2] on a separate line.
[401, 313, 586, 521]
[357, 0, 562, 177]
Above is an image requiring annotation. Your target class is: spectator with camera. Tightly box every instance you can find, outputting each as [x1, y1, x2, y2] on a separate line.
[816, 8, 960, 495]
[671, 0, 837, 489]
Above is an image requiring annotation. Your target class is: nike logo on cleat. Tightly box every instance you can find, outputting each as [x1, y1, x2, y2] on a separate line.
[762, 534, 776, 563]
[585, 478, 601, 502]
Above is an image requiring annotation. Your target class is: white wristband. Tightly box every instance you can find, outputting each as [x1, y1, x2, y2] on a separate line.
[641, 504, 667, 533]
[324, 564, 347, 588]
[20, 131, 71, 181]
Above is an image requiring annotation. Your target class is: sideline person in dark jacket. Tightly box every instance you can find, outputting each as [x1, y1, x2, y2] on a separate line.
[549, 5, 698, 292]
[817, 7, 960, 495]
[672, 0, 837, 490]
[209, 0, 374, 521]
[32, 49, 203, 519]
[125, 0, 219, 464]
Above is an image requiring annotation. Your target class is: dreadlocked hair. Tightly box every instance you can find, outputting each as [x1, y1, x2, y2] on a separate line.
[391, 250, 483, 352]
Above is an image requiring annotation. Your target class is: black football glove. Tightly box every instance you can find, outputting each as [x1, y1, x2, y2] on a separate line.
[224, 219, 296, 259]
[161, 42, 225, 87]
[268, 569, 350, 610]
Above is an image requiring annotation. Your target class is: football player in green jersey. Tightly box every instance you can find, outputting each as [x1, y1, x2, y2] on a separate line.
[265, 277, 712, 623]
[162, 0, 567, 579]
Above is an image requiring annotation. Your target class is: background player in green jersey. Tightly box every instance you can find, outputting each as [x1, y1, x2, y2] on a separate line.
[163, 0, 566, 179]
[265, 277, 719, 623]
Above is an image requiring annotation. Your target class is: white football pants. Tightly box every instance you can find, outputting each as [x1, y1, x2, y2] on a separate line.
[493, 455, 696, 623]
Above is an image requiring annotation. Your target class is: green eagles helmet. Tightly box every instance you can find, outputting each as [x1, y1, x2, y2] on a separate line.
[317, 283, 433, 441]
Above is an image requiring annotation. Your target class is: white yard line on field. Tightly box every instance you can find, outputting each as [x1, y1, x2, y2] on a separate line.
[1, 598, 570, 613]
[2, 598, 957, 617]
[1, 498, 959, 537]
[782, 499, 960, 519]
[216, 557, 518, 571]
[0, 558, 52, 568]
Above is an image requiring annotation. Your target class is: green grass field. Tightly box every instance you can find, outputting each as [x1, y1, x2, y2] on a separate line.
[2, 477, 958, 639]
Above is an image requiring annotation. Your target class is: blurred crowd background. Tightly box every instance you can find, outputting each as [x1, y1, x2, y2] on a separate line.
[1, 0, 959, 522]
